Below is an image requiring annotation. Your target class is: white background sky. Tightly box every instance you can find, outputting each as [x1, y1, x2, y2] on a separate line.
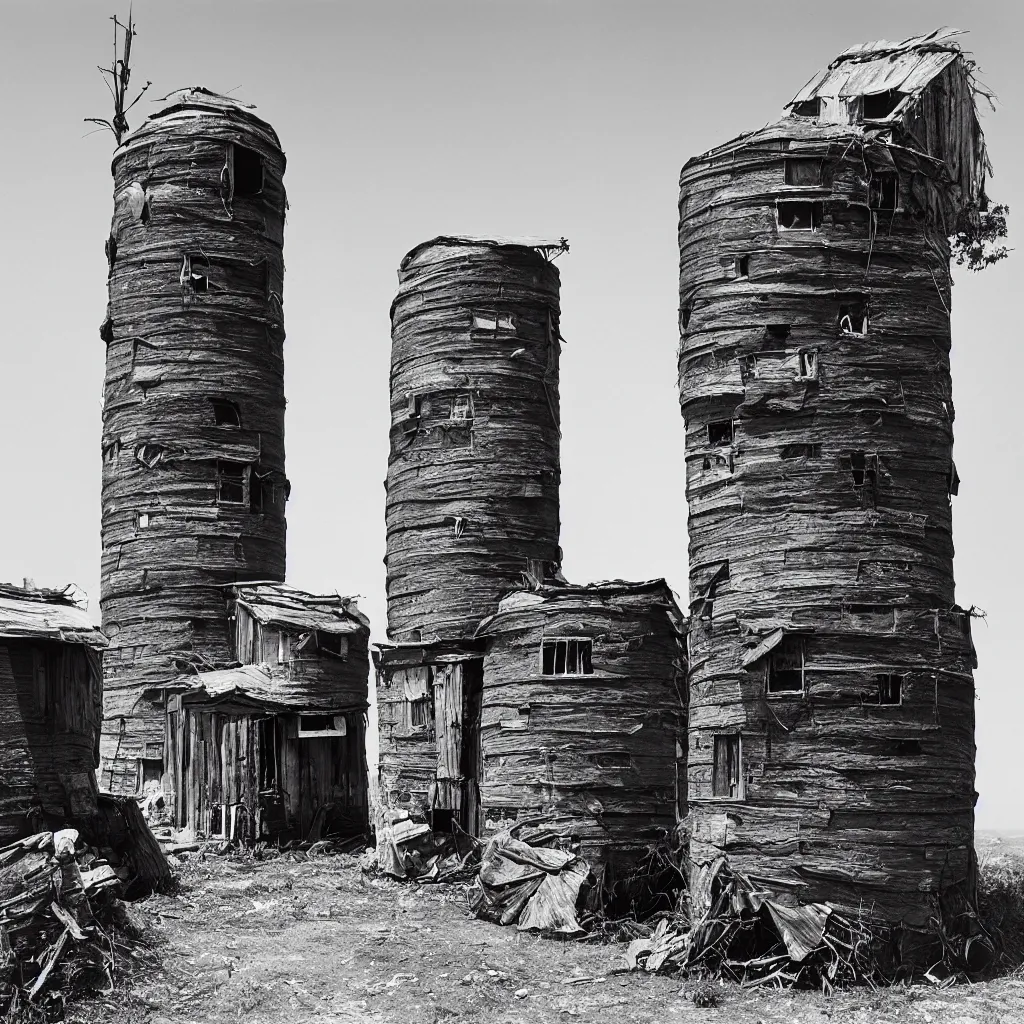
[0, 1, 1019, 828]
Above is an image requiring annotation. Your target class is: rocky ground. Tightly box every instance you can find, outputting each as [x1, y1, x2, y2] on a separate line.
[42, 843, 1024, 1024]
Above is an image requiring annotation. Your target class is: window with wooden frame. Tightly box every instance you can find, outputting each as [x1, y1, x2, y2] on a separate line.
[471, 311, 516, 332]
[210, 399, 241, 427]
[712, 734, 742, 799]
[838, 298, 869, 336]
[410, 699, 431, 729]
[784, 158, 823, 187]
[217, 461, 248, 504]
[861, 90, 904, 121]
[791, 98, 821, 118]
[735, 255, 750, 279]
[767, 637, 804, 694]
[317, 631, 349, 659]
[297, 714, 347, 738]
[541, 638, 593, 676]
[876, 674, 904, 706]
[777, 201, 823, 231]
[796, 349, 818, 380]
[707, 420, 734, 447]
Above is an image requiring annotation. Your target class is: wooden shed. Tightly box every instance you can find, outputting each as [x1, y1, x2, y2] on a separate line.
[163, 584, 370, 841]
[0, 583, 106, 841]
[475, 580, 686, 866]
[678, 31, 987, 945]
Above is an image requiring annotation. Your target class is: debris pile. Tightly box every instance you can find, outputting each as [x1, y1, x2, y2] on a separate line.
[375, 818, 480, 883]
[625, 858, 874, 990]
[0, 828, 139, 1013]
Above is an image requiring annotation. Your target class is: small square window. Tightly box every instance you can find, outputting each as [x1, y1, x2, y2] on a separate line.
[784, 159, 822, 186]
[839, 300, 869, 335]
[791, 98, 821, 118]
[707, 420, 733, 447]
[712, 735, 742, 798]
[849, 452, 878, 489]
[877, 674, 903, 705]
[211, 399, 240, 427]
[317, 632, 348, 658]
[766, 324, 791, 341]
[861, 91, 904, 121]
[541, 638, 593, 676]
[137, 512, 150, 529]
[778, 201, 822, 231]
[217, 461, 247, 504]
[767, 638, 804, 693]
[797, 350, 818, 380]
[735, 256, 750, 279]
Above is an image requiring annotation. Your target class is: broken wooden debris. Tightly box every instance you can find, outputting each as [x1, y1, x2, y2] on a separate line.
[0, 827, 147, 1012]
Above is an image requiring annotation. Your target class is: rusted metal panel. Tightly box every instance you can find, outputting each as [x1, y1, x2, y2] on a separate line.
[99, 89, 288, 794]
[679, 39, 986, 934]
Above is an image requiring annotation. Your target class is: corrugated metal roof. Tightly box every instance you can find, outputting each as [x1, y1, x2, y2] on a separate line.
[790, 29, 963, 107]
[232, 582, 370, 635]
[0, 584, 107, 648]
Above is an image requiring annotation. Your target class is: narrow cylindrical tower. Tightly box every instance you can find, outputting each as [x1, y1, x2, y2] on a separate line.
[679, 36, 985, 951]
[99, 88, 288, 794]
[385, 236, 566, 642]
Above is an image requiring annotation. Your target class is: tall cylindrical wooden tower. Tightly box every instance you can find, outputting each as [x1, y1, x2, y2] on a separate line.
[385, 236, 566, 643]
[99, 88, 288, 794]
[679, 36, 986, 948]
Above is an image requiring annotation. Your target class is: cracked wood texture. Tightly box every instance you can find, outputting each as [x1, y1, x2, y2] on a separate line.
[477, 581, 686, 866]
[679, 38, 986, 937]
[385, 237, 564, 643]
[99, 89, 288, 796]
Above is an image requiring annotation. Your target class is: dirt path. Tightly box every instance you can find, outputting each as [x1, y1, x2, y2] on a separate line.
[66, 853, 1024, 1024]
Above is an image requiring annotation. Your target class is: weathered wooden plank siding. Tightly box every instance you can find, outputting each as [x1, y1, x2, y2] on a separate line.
[679, 43, 985, 932]
[100, 90, 289, 794]
[477, 582, 686, 866]
[385, 238, 565, 642]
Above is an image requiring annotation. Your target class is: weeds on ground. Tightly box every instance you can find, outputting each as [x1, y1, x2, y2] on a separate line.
[978, 851, 1024, 972]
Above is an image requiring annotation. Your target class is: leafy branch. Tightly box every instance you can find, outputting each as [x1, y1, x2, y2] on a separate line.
[951, 202, 1011, 272]
[85, 9, 152, 145]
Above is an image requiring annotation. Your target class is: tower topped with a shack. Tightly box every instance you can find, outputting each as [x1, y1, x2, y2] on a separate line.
[678, 29, 999, 958]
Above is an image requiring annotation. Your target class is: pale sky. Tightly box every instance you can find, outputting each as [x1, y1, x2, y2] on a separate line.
[0, 0, 1019, 828]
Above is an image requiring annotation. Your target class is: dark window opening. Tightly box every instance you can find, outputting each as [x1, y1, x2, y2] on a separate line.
[258, 718, 278, 789]
[140, 758, 162, 785]
[767, 638, 804, 693]
[232, 145, 264, 197]
[735, 256, 750, 279]
[712, 734, 742, 798]
[849, 452, 878, 489]
[681, 303, 693, 330]
[410, 700, 430, 729]
[140, 200, 151, 225]
[707, 420, 733, 447]
[209, 806, 223, 836]
[791, 98, 821, 118]
[894, 739, 921, 755]
[317, 631, 347, 657]
[430, 809, 455, 832]
[869, 172, 899, 211]
[250, 475, 271, 513]
[785, 159, 823, 187]
[299, 714, 335, 732]
[778, 201, 822, 231]
[862, 90, 904, 120]
[877, 674, 903, 705]
[217, 461, 247, 504]
[541, 638, 593, 676]
[780, 442, 821, 460]
[766, 324, 791, 341]
[839, 300, 869, 335]
[211, 399, 241, 427]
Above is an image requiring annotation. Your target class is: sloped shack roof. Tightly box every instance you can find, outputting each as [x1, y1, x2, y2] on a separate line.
[0, 583, 107, 649]
[231, 583, 370, 636]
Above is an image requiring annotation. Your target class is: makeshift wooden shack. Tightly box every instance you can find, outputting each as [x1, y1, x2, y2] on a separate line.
[374, 641, 485, 832]
[164, 584, 370, 841]
[678, 31, 986, 945]
[100, 88, 289, 796]
[475, 580, 686, 866]
[0, 583, 106, 841]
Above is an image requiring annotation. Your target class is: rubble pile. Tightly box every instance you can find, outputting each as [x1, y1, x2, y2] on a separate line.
[0, 828, 142, 1014]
